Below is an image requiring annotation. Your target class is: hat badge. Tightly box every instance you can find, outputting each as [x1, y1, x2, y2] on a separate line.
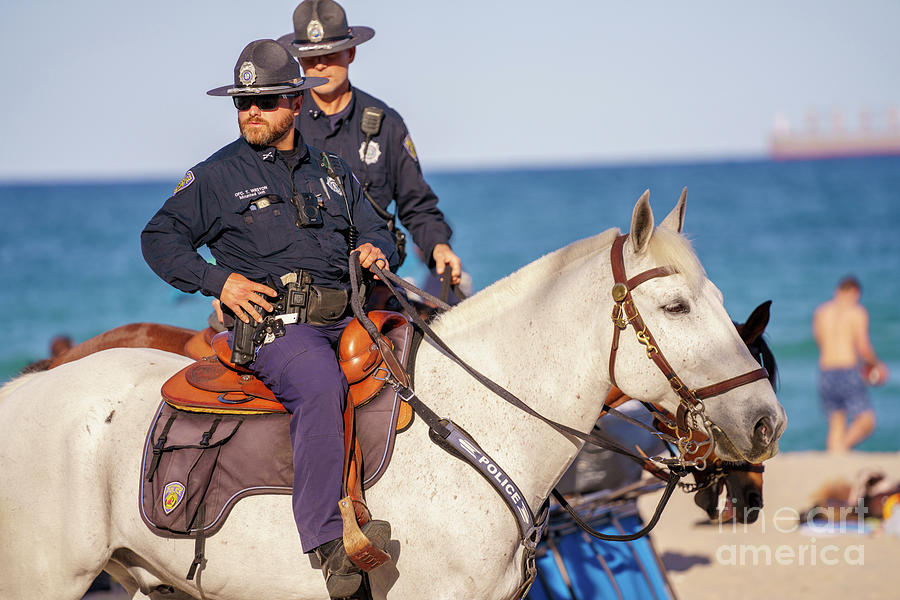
[307, 19, 324, 42]
[238, 61, 257, 86]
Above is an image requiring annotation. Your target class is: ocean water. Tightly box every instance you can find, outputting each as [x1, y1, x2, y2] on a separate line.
[1, 157, 898, 452]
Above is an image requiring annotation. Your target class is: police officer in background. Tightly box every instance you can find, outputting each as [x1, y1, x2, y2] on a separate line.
[278, 0, 463, 287]
[141, 39, 395, 598]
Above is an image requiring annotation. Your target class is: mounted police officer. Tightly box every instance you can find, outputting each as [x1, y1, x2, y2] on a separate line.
[141, 39, 396, 598]
[278, 0, 463, 288]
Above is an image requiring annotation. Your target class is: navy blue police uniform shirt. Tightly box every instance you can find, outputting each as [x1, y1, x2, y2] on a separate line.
[297, 86, 452, 266]
[141, 132, 399, 299]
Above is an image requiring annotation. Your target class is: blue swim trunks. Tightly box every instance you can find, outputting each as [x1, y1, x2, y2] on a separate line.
[819, 368, 871, 419]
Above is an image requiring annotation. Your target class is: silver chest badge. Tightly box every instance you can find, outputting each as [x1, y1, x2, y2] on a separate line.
[327, 176, 343, 196]
[358, 140, 382, 165]
[307, 19, 324, 42]
[238, 62, 256, 86]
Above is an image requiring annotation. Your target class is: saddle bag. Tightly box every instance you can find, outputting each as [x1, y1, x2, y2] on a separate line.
[140, 403, 293, 538]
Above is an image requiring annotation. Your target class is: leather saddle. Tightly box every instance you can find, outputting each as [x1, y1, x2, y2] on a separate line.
[164, 311, 414, 421]
[151, 311, 417, 574]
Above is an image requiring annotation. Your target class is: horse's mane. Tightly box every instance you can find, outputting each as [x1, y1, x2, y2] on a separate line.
[0, 372, 38, 400]
[433, 228, 621, 332]
[436, 225, 706, 334]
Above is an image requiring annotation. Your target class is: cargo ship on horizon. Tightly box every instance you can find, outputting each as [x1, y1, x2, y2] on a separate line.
[769, 107, 900, 160]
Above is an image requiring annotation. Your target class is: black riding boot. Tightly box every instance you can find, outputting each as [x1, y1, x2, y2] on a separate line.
[314, 520, 391, 598]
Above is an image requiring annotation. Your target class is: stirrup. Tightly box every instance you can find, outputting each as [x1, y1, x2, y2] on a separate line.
[338, 497, 392, 571]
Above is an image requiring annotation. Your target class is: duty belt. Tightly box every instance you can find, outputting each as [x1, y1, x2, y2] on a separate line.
[229, 270, 350, 365]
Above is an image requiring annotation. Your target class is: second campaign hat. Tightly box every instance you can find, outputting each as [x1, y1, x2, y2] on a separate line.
[207, 39, 327, 97]
[279, 0, 375, 58]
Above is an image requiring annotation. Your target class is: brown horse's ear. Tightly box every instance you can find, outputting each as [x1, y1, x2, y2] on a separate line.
[739, 300, 772, 344]
[660, 187, 687, 233]
[629, 190, 654, 255]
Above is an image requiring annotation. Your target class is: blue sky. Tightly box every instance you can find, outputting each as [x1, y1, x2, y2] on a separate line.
[1, 0, 898, 180]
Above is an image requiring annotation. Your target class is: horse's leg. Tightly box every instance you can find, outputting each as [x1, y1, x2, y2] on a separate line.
[0, 382, 115, 599]
[105, 559, 202, 600]
[103, 562, 142, 599]
[0, 500, 107, 599]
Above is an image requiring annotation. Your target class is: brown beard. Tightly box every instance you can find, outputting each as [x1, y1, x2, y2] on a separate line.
[239, 109, 295, 147]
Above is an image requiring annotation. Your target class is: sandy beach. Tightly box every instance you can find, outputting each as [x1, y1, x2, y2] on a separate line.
[638, 450, 900, 600]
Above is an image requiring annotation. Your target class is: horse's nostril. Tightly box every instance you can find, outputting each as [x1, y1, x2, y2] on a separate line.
[754, 416, 773, 447]
[747, 491, 762, 509]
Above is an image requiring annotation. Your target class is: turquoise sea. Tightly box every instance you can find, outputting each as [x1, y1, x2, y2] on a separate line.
[1, 157, 898, 452]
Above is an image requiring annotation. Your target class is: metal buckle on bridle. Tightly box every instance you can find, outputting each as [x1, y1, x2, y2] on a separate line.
[667, 374, 686, 394]
[635, 328, 657, 357]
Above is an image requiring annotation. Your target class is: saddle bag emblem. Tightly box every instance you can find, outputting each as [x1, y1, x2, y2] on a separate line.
[162, 481, 186, 514]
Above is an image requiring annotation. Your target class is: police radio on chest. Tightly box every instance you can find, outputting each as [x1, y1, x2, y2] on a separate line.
[361, 107, 385, 140]
[359, 106, 408, 266]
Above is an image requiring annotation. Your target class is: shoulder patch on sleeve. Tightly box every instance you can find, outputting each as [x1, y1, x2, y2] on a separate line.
[403, 134, 418, 162]
[173, 170, 195, 194]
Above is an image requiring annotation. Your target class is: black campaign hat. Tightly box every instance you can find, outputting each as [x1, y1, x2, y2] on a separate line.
[279, 0, 374, 58]
[207, 39, 328, 97]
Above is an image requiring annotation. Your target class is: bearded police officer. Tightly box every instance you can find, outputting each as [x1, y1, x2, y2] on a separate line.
[141, 39, 395, 598]
[278, 0, 463, 287]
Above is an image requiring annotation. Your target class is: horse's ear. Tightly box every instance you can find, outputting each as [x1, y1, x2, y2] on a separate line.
[739, 300, 772, 344]
[660, 187, 687, 233]
[629, 190, 654, 254]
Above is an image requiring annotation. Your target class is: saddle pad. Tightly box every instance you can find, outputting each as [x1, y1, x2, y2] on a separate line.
[141, 323, 417, 537]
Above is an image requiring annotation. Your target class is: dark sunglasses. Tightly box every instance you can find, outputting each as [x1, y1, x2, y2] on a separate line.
[232, 94, 295, 111]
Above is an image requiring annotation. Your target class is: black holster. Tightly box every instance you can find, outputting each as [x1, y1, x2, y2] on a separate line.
[229, 270, 350, 365]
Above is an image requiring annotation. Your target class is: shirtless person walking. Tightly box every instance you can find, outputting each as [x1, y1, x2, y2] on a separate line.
[812, 276, 888, 452]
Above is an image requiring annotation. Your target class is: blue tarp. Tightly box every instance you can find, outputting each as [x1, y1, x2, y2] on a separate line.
[527, 507, 674, 600]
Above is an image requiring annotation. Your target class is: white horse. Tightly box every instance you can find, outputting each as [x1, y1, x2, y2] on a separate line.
[0, 192, 785, 600]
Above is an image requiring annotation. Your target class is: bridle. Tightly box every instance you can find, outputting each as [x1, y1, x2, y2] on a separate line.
[607, 234, 769, 467]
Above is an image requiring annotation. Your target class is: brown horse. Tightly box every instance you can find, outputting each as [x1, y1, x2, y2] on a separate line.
[677, 300, 776, 523]
[34, 322, 211, 371]
[695, 300, 775, 523]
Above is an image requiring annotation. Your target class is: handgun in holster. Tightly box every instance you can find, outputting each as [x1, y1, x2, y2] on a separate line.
[229, 270, 313, 365]
[230, 313, 259, 365]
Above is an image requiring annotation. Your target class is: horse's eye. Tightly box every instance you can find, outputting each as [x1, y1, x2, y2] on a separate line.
[664, 301, 690, 314]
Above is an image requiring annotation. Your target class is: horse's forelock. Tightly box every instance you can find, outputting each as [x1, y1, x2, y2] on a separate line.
[648, 227, 706, 294]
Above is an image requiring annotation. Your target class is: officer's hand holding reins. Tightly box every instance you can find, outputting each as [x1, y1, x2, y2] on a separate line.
[354, 243, 389, 278]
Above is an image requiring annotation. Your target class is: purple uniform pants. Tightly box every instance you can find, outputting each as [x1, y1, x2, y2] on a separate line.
[247, 318, 351, 553]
